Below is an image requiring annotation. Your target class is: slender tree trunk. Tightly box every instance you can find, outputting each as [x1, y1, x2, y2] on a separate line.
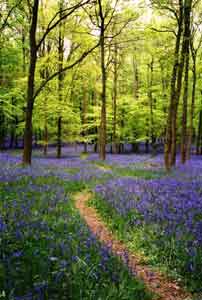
[57, 116, 62, 157]
[170, 41, 186, 166]
[133, 56, 139, 100]
[99, 12, 107, 160]
[82, 85, 88, 153]
[181, 51, 190, 163]
[196, 110, 202, 155]
[22, 27, 26, 74]
[10, 128, 15, 148]
[23, 0, 39, 164]
[164, 1, 183, 170]
[148, 57, 156, 156]
[180, 0, 192, 164]
[15, 116, 19, 148]
[0, 103, 5, 149]
[9, 97, 15, 148]
[119, 108, 125, 154]
[43, 123, 48, 155]
[159, 60, 168, 134]
[0, 47, 5, 149]
[186, 56, 196, 159]
[43, 94, 48, 156]
[39, 2, 49, 156]
[57, 1, 64, 159]
[171, 0, 192, 166]
[112, 43, 118, 154]
[92, 89, 98, 152]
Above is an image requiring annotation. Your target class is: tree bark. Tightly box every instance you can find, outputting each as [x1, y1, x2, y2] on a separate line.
[187, 45, 197, 159]
[196, 110, 202, 155]
[82, 85, 88, 153]
[22, 0, 96, 164]
[98, 1, 107, 160]
[148, 57, 156, 156]
[22, 27, 26, 74]
[180, 0, 192, 164]
[181, 50, 190, 163]
[43, 122, 48, 156]
[57, 1, 64, 159]
[0, 106, 5, 149]
[112, 42, 118, 154]
[23, 0, 39, 164]
[171, 0, 192, 166]
[164, 0, 183, 170]
[92, 89, 98, 152]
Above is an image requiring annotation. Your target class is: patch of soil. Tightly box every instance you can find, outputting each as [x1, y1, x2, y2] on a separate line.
[75, 192, 191, 300]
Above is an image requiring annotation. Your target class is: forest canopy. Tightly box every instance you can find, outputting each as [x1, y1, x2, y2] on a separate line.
[0, 0, 202, 169]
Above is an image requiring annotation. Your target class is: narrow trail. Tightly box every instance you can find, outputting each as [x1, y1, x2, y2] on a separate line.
[75, 192, 191, 300]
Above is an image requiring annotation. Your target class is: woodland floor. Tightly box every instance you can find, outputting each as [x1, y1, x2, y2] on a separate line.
[75, 192, 190, 300]
[1, 148, 202, 299]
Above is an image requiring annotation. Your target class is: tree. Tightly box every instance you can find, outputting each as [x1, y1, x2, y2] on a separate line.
[163, 0, 184, 170]
[180, 0, 192, 164]
[22, 0, 99, 164]
[186, 17, 202, 159]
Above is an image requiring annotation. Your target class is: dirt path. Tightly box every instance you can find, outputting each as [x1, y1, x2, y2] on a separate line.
[75, 192, 191, 300]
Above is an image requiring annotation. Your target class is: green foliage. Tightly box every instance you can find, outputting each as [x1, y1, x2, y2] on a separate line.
[1, 0, 202, 151]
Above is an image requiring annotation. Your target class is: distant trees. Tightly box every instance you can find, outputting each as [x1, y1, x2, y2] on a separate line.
[23, 0, 99, 164]
[1, 0, 202, 168]
[155, 0, 193, 170]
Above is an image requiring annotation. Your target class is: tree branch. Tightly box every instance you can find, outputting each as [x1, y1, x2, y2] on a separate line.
[0, 0, 22, 33]
[150, 27, 177, 37]
[104, 0, 119, 31]
[105, 16, 136, 41]
[33, 42, 100, 100]
[36, 0, 92, 51]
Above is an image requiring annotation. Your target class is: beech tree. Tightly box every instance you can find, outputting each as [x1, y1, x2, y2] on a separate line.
[22, 0, 101, 164]
[1, 0, 202, 168]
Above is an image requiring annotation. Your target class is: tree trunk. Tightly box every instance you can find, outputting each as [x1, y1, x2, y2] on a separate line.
[0, 111, 5, 149]
[9, 127, 15, 148]
[92, 90, 98, 152]
[164, 0, 183, 170]
[181, 51, 189, 163]
[187, 54, 196, 159]
[15, 116, 19, 148]
[22, 27, 26, 74]
[57, 1, 64, 159]
[57, 116, 62, 158]
[23, 0, 39, 164]
[9, 97, 17, 149]
[99, 13, 107, 160]
[133, 56, 139, 100]
[132, 142, 139, 153]
[196, 110, 202, 155]
[112, 42, 118, 154]
[43, 120, 48, 156]
[82, 85, 88, 153]
[180, 0, 192, 164]
[159, 60, 168, 135]
[171, 0, 192, 166]
[148, 57, 156, 156]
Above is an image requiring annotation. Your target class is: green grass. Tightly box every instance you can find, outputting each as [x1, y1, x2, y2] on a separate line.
[112, 167, 166, 179]
[89, 160, 165, 180]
